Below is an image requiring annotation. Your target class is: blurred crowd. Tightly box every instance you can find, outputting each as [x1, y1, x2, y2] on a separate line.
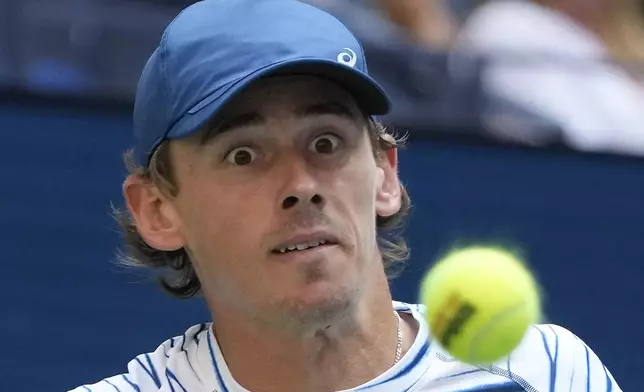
[2, 0, 644, 156]
[316, 0, 644, 156]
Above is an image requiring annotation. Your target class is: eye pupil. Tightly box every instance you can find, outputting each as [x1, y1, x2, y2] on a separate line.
[234, 150, 252, 165]
[315, 138, 334, 153]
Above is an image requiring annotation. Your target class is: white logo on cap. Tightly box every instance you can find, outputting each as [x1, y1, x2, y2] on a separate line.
[337, 48, 357, 68]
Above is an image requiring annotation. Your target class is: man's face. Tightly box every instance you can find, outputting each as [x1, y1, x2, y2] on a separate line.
[139, 76, 401, 326]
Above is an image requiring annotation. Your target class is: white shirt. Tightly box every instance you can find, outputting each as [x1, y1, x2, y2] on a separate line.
[70, 301, 621, 391]
[456, 0, 644, 156]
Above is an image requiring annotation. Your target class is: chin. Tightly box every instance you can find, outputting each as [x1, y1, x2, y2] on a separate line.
[269, 252, 366, 325]
[278, 279, 360, 326]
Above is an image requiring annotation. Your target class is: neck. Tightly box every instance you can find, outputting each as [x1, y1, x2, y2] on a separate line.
[209, 270, 407, 392]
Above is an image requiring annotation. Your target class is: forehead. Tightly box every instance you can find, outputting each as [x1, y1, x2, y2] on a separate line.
[215, 75, 362, 119]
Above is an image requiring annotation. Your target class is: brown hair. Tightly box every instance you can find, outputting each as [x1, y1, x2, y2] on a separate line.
[113, 119, 412, 299]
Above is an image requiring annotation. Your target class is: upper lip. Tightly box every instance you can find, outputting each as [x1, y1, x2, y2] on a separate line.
[271, 231, 339, 252]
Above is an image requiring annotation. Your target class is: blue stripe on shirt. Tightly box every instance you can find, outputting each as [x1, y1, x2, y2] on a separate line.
[584, 343, 591, 392]
[535, 326, 555, 392]
[104, 379, 121, 392]
[194, 323, 208, 345]
[603, 365, 613, 392]
[178, 331, 200, 383]
[547, 325, 560, 392]
[164, 337, 175, 358]
[439, 368, 486, 380]
[457, 380, 525, 391]
[207, 328, 230, 392]
[180, 331, 188, 351]
[134, 354, 161, 388]
[166, 368, 189, 392]
[121, 374, 140, 392]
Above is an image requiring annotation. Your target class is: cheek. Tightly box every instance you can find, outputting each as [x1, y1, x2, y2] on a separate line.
[333, 158, 380, 230]
[177, 181, 274, 272]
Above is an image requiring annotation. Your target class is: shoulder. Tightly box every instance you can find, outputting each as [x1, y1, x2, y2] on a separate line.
[402, 303, 621, 392]
[68, 324, 210, 392]
[479, 324, 622, 392]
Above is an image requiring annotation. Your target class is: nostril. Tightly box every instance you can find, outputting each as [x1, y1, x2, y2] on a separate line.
[311, 194, 323, 205]
[282, 196, 298, 209]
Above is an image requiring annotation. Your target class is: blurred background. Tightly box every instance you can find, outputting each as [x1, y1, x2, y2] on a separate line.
[1, 0, 643, 390]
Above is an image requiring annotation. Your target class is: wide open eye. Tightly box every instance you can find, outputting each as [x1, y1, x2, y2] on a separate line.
[225, 147, 258, 166]
[310, 134, 341, 154]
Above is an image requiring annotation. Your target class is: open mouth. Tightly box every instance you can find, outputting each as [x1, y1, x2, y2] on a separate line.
[272, 239, 335, 254]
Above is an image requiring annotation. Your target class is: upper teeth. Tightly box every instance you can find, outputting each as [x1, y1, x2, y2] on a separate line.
[278, 240, 326, 253]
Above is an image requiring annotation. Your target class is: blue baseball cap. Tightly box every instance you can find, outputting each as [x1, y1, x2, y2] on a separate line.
[133, 0, 391, 166]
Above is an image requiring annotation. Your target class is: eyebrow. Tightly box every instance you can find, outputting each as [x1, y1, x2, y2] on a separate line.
[200, 101, 358, 145]
[200, 113, 263, 145]
[295, 102, 357, 122]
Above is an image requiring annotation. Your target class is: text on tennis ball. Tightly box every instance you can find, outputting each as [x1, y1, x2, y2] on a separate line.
[432, 293, 477, 349]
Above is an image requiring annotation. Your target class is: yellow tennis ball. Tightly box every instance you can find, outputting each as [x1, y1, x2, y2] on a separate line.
[421, 246, 541, 365]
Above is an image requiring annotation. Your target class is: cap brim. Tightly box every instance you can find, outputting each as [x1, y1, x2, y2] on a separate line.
[166, 58, 391, 140]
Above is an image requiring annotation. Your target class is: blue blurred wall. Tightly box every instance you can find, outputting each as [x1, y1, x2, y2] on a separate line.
[1, 99, 641, 391]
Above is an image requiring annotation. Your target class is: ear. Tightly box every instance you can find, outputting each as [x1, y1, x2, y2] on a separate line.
[123, 175, 185, 251]
[375, 144, 402, 218]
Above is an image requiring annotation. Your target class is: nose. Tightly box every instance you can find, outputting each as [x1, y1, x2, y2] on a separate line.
[279, 156, 326, 211]
[282, 193, 324, 210]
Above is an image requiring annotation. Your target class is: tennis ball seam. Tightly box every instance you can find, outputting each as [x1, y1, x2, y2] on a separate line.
[467, 298, 530, 363]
